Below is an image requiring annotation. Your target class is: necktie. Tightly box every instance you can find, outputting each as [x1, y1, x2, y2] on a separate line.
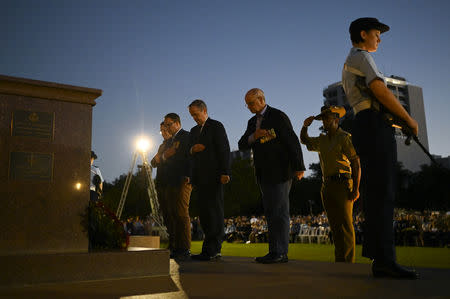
[256, 114, 263, 129]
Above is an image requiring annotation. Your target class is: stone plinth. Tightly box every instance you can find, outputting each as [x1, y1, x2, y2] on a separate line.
[0, 74, 102, 255]
[129, 236, 161, 248]
[0, 249, 169, 286]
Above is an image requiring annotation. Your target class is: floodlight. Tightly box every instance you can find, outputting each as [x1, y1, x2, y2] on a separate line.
[136, 137, 151, 153]
[75, 182, 82, 190]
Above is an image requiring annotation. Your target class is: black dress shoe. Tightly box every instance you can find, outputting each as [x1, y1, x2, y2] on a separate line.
[174, 250, 191, 261]
[263, 254, 288, 264]
[255, 253, 273, 263]
[255, 253, 288, 264]
[169, 249, 184, 259]
[191, 253, 222, 261]
[372, 260, 419, 279]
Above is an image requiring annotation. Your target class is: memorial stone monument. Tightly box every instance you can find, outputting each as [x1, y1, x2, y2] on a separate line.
[0, 75, 169, 286]
[0, 74, 102, 255]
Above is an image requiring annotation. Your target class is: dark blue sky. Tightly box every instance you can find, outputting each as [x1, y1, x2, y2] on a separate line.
[2, 0, 449, 182]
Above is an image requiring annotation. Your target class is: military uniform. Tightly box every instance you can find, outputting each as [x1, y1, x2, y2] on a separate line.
[90, 158, 103, 202]
[337, 17, 418, 279]
[342, 47, 397, 263]
[302, 127, 357, 262]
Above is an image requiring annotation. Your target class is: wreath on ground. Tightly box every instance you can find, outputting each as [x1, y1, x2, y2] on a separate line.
[81, 201, 129, 251]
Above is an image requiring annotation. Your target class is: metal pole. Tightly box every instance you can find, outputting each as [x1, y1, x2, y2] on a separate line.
[140, 152, 168, 239]
[116, 151, 138, 219]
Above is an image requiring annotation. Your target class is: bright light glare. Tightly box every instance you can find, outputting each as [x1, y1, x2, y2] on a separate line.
[136, 137, 151, 153]
[75, 182, 82, 190]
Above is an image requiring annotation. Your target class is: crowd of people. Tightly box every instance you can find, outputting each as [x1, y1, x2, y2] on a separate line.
[393, 210, 450, 247]
[222, 211, 449, 248]
[124, 216, 152, 236]
[126, 210, 449, 248]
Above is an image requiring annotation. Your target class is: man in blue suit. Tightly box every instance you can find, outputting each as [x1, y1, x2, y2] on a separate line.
[239, 88, 305, 263]
[188, 99, 231, 261]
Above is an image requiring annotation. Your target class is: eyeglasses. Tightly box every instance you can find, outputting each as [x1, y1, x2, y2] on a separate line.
[245, 101, 257, 108]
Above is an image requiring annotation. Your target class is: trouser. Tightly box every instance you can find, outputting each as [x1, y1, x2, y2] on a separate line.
[197, 182, 225, 256]
[352, 109, 397, 263]
[165, 182, 192, 251]
[321, 180, 355, 263]
[90, 190, 99, 202]
[88, 200, 95, 251]
[259, 179, 292, 255]
[88, 191, 99, 251]
[156, 184, 172, 245]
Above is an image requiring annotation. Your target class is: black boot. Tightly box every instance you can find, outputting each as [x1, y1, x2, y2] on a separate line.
[372, 260, 419, 279]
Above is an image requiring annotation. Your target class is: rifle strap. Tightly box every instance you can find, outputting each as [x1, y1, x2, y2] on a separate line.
[343, 64, 381, 114]
[343, 63, 365, 77]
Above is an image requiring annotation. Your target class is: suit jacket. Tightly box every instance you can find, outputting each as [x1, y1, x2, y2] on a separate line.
[189, 118, 231, 185]
[151, 139, 170, 187]
[163, 129, 191, 186]
[238, 105, 305, 184]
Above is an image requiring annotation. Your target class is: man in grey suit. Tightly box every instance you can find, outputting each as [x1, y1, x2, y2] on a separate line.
[239, 88, 305, 263]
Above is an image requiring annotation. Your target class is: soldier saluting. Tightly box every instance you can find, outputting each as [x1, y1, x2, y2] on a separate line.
[301, 105, 360, 263]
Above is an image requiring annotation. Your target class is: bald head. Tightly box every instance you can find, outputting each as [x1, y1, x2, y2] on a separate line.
[245, 88, 266, 114]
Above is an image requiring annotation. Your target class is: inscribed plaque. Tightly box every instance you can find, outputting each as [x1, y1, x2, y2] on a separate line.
[9, 152, 54, 181]
[11, 110, 54, 139]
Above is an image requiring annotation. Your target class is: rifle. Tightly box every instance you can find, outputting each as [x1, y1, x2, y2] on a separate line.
[383, 113, 438, 165]
[343, 63, 438, 166]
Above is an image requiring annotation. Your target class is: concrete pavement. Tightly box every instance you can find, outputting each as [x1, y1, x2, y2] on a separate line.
[1, 256, 449, 298]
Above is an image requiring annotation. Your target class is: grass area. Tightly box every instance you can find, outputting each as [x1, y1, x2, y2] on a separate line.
[185, 241, 450, 269]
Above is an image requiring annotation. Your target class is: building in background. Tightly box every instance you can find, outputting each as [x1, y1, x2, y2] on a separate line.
[323, 76, 430, 172]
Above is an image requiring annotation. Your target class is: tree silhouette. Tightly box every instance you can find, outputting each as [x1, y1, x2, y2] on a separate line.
[223, 157, 261, 217]
[289, 163, 323, 215]
[102, 160, 450, 218]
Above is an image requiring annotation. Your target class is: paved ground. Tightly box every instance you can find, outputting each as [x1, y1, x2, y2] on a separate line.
[1, 256, 449, 298]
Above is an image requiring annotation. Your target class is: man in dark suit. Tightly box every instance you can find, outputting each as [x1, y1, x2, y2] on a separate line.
[238, 88, 305, 263]
[162, 113, 192, 260]
[188, 99, 231, 261]
[151, 122, 173, 252]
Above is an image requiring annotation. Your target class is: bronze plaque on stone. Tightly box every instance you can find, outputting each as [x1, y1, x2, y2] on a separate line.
[9, 152, 54, 181]
[11, 110, 54, 139]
